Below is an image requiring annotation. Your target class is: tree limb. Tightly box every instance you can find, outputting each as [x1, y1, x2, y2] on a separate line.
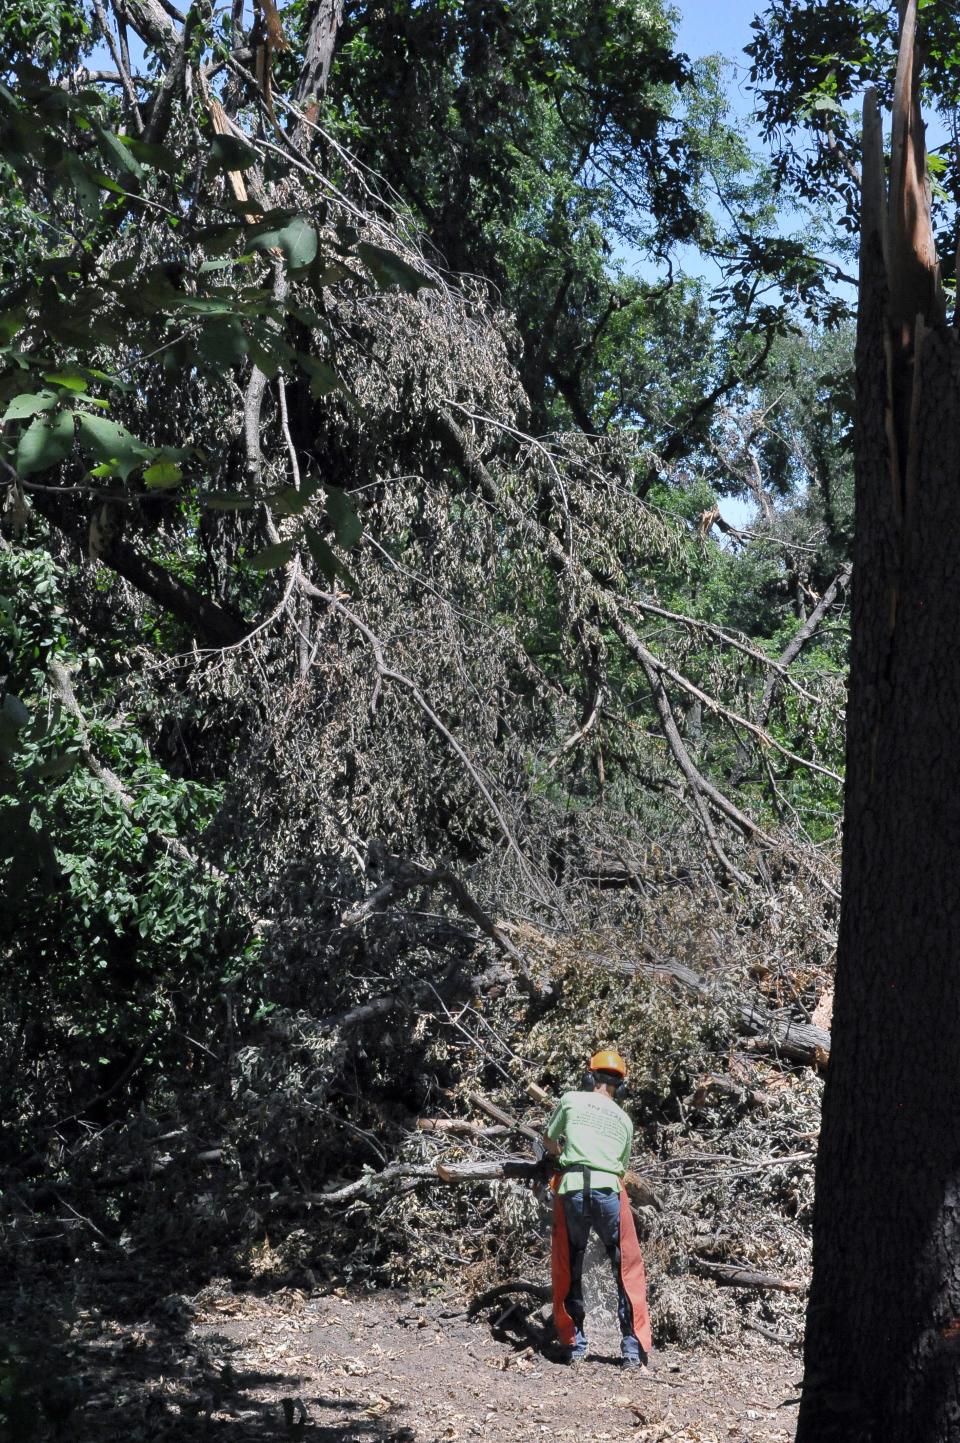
[656, 327, 776, 472]
[756, 564, 851, 729]
[613, 612, 842, 786]
[693, 1256, 804, 1293]
[116, 0, 181, 61]
[605, 951, 832, 1067]
[432, 405, 840, 896]
[30, 489, 247, 646]
[339, 858, 546, 997]
[93, 0, 145, 132]
[632, 651, 754, 889]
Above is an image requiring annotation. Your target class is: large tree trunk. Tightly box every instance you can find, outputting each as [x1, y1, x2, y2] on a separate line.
[796, 8, 960, 1441]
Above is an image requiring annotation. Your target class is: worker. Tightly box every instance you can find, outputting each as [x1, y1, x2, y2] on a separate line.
[542, 1049, 652, 1369]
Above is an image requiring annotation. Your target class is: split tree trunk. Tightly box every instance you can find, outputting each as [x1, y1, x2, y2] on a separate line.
[796, 8, 960, 1440]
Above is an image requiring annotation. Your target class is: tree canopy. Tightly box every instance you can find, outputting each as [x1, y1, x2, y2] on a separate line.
[0, 0, 871, 1426]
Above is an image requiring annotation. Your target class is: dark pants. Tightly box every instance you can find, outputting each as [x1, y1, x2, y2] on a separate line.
[553, 1188, 645, 1360]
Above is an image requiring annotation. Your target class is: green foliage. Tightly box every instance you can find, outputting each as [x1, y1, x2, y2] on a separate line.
[0, 0, 88, 69]
[750, 0, 960, 272]
[0, 549, 253, 1139]
[0, 0, 852, 1307]
[320, 1, 839, 435]
[527, 953, 729, 1132]
[0, 61, 421, 575]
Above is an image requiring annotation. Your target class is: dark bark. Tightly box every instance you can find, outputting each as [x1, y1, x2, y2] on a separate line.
[97, 533, 248, 647]
[32, 493, 248, 647]
[646, 326, 776, 488]
[549, 366, 596, 435]
[797, 12, 960, 1439]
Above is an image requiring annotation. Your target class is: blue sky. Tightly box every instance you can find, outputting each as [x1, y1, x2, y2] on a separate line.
[674, 0, 762, 92]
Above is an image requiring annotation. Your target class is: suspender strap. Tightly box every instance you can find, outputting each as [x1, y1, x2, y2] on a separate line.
[557, 1161, 593, 1203]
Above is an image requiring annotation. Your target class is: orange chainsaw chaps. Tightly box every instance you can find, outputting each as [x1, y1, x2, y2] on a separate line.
[618, 1189, 653, 1355]
[551, 1194, 577, 1348]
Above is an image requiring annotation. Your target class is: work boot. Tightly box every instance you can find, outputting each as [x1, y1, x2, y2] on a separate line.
[620, 1341, 647, 1372]
[563, 1328, 587, 1365]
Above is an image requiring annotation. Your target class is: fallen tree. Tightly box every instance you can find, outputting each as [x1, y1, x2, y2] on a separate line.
[603, 954, 832, 1067]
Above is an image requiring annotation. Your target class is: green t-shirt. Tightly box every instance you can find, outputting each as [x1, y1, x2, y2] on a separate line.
[545, 1089, 633, 1195]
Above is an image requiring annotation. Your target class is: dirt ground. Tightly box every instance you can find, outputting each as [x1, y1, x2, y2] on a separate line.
[189, 1287, 800, 1443]
[4, 1263, 802, 1443]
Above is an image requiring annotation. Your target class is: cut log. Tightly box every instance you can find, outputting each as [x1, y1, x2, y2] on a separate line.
[417, 1119, 509, 1139]
[435, 1157, 544, 1184]
[693, 1256, 804, 1293]
[690, 1074, 770, 1112]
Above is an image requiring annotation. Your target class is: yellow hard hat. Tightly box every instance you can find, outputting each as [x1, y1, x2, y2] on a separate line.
[589, 1049, 627, 1079]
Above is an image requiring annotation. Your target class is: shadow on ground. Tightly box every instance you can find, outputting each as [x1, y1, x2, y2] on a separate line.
[1, 1249, 417, 1443]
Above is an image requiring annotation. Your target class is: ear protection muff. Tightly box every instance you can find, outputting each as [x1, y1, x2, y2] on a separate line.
[584, 1069, 628, 1100]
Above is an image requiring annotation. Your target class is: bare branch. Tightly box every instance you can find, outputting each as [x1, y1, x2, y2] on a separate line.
[339, 858, 545, 995]
[293, 577, 554, 909]
[629, 648, 755, 889]
[614, 620, 843, 787]
[757, 564, 851, 729]
[432, 406, 838, 888]
[93, 0, 145, 131]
